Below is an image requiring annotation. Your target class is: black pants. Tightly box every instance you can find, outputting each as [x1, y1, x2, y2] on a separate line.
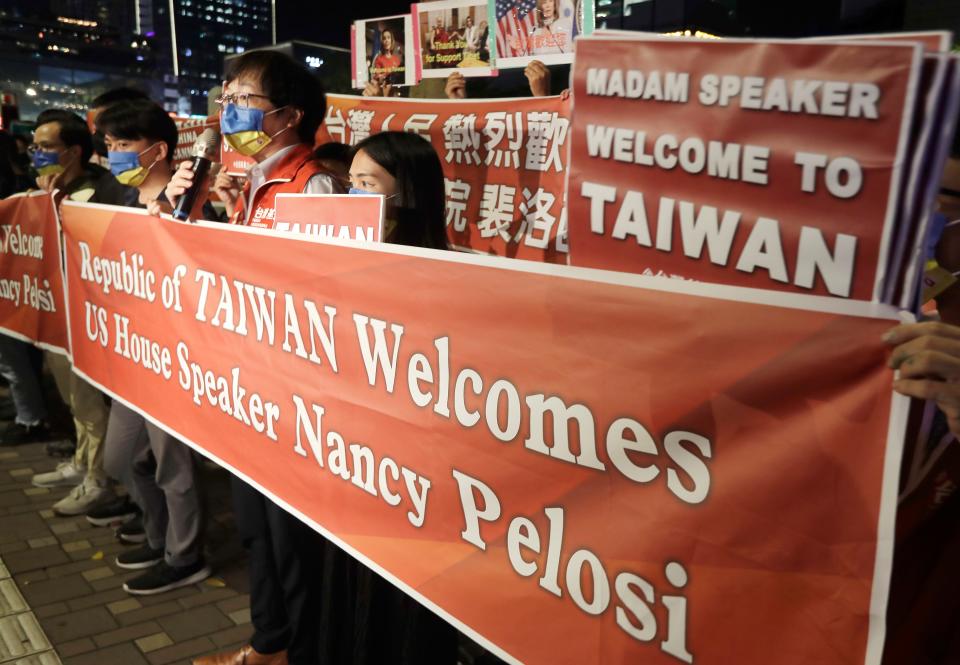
[232, 477, 324, 665]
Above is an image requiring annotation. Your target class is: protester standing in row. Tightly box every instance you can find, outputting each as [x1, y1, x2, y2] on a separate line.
[93, 99, 211, 595]
[166, 50, 341, 665]
[314, 130, 457, 665]
[29, 110, 109, 507]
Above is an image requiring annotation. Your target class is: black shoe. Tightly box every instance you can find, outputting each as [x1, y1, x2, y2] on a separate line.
[115, 544, 164, 570]
[0, 421, 51, 446]
[115, 516, 147, 544]
[123, 560, 211, 596]
[45, 438, 76, 458]
[87, 496, 140, 527]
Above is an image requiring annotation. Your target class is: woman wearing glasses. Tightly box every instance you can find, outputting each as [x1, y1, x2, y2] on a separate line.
[168, 51, 342, 665]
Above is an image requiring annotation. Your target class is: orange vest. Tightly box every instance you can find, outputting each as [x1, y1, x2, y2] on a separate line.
[229, 144, 330, 229]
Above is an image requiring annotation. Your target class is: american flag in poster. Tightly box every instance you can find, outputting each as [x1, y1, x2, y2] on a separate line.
[495, 0, 537, 58]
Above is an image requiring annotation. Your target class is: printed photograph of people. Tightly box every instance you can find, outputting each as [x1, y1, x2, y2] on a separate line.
[369, 18, 406, 85]
[415, 0, 495, 79]
[491, 0, 591, 68]
[352, 14, 417, 89]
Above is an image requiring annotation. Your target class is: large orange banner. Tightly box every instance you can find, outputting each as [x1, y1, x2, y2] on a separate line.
[318, 94, 571, 263]
[61, 201, 907, 665]
[0, 191, 68, 353]
[566, 37, 922, 301]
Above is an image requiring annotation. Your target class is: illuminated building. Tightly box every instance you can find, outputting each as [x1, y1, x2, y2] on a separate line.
[138, 0, 274, 115]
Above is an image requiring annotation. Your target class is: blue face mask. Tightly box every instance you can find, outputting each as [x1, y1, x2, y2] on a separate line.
[220, 103, 285, 156]
[32, 150, 64, 176]
[107, 151, 141, 177]
[349, 188, 399, 199]
[107, 143, 159, 187]
[32, 150, 61, 169]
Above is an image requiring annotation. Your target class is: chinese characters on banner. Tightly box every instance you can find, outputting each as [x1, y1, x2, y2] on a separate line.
[319, 94, 571, 263]
[60, 201, 907, 665]
[566, 37, 923, 300]
[0, 191, 68, 353]
[173, 116, 219, 163]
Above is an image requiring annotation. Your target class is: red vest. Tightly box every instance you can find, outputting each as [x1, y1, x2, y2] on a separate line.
[229, 144, 329, 229]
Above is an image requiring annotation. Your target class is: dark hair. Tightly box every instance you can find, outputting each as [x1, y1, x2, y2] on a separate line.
[351, 131, 448, 250]
[91, 87, 149, 110]
[224, 50, 326, 144]
[95, 100, 178, 163]
[381, 28, 396, 53]
[35, 110, 93, 164]
[313, 141, 351, 166]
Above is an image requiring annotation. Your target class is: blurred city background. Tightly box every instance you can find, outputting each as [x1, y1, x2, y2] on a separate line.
[0, 0, 957, 135]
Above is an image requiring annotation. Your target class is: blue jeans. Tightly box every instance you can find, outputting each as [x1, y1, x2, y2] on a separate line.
[0, 335, 47, 425]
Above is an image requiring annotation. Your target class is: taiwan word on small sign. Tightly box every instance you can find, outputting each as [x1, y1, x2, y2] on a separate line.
[274, 194, 385, 242]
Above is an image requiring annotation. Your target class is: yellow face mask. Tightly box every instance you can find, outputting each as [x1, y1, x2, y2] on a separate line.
[220, 104, 289, 157]
[32, 150, 66, 177]
[109, 143, 160, 187]
[923, 259, 959, 303]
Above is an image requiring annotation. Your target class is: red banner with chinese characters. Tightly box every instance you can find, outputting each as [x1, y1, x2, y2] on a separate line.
[0, 191, 69, 353]
[318, 94, 571, 263]
[173, 116, 219, 163]
[567, 37, 922, 300]
[61, 200, 907, 665]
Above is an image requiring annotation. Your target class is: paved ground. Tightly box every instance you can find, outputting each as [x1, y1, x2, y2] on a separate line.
[0, 433, 254, 664]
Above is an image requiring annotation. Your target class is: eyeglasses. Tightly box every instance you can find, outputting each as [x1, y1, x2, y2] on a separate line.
[214, 90, 272, 109]
[27, 142, 63, 155]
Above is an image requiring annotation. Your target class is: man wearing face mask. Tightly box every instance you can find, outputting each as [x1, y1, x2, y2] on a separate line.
[167, 50, 342, 228]
[0, 110, 99, 452]
[166, 51, 339, 665]
[30, 109, 100, 201]
[91, 99, 212, 595]
[88, 87, 149, 208]
[0, 111, 118, 516]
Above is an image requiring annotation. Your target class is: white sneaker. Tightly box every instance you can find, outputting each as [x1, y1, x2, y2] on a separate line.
[32, 461, 86, 488]
[52, 478, 114, 516]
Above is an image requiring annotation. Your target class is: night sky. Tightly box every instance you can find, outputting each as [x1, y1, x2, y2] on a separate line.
[276, 2, 415, 49]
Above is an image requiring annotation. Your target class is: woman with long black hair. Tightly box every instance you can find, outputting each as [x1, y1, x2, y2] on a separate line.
[316, 131, 457, 665]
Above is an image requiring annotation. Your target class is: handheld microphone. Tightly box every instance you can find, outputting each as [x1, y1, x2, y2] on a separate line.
[172, 127, 220, 221]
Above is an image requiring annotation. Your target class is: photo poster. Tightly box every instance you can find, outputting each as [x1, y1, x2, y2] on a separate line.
[352, 14, 418, 89]
[413, 0, 497, 79]
[489, 0, 594, 69]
